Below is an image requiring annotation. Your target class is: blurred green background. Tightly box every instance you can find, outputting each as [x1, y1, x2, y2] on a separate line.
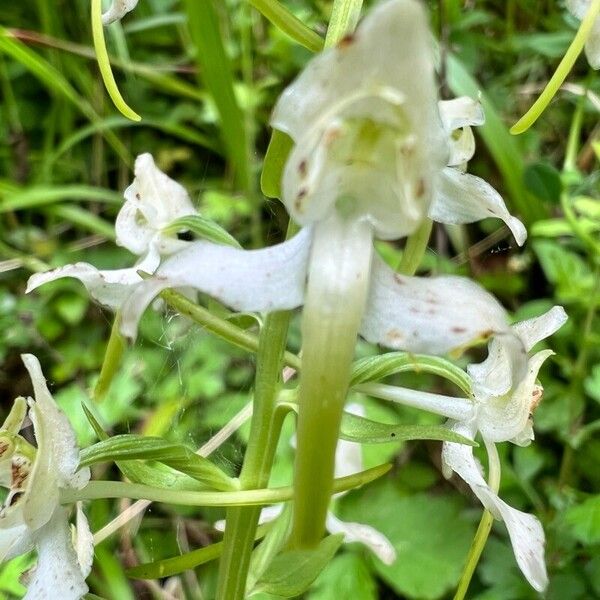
[0, 0, 599, 598]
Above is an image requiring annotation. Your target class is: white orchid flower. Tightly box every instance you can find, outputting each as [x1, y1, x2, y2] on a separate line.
[27, 153, 198, 311]
[215, 404, 396, 565]
[362, 305, 567, 591]
[429, 97, 527, 245]
[102, 0, 139, 25]
[27, 0, 527, 545]
[567, 0, 600, 69]
[0, 355, 93, 600]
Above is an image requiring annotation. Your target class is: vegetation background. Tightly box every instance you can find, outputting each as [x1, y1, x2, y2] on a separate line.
[0, 0, 599, 598]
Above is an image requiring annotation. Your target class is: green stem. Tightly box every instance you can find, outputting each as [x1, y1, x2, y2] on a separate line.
[291, 218, 373, 548]
[160, 288, 301, 370]
[61, 463, 390, 505]
[510, 0, 600, 134]
[94, 312, 126, 401]
[215, 311, 291, 600]
[563, 94, 585, 172]
[397, 218, 433, 275]
[453, 442, 500, 600]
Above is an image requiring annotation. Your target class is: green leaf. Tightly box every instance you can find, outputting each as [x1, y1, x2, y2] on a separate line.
[340, 481, 475, 600]
[252, 534, 344, 597]
[308, 553, 377, 600]
[248, 505, 292, 589]
[565, 496, 600, 545]
[162, 215, 241, 248]
[261, 130, 294, 199]
[523, 162, 562, 204]
[350, 352, 472, 395]
[0, 185, 122, 212]
[340, 412, 477, 446]
[183, 0, 249, 191]
[246, 0, 323, 52]
[79, 434, 238, 491]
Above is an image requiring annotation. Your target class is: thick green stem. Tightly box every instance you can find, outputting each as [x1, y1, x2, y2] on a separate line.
[215, 311, 291, 600]
[291, 217, 373, 548]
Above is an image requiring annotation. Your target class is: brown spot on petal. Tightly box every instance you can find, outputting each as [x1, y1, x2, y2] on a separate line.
[530, 386, 543, 412]
[415, 179, 425, 198]
[0, 441, 10, 458]
[298, 160, 308, 178]
[393, 274, 406, 285]
[386, 329, 404, 342]
[451, 326, 467, 334]
[135, 193, 141, 200]
[338, 33, 355, 48]
[11, 457, 30, 490]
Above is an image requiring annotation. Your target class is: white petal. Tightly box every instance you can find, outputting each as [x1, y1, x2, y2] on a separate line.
[567, 0, 589, 20]
[101, 0, 139, 25]
[477, 350, 554, 443]
[438, 97, 485, 131]
[447, 127, 476, 167]
[214, 504, 283, 532]
[325, 512, 396, 565]
[468, 334, 527, 399]
[272, 0, 446, 234]
[442, 425, 548, 592]
[0, 525, 30, 562]
[116, 154, 198, 257]
[75, 506, 94, 578]
[429, 168, 527, 246]
[513, 306, 567, 352]
[120, 227, 313, 340]
[334, 403, 364, 479]
[360, 254, 512, 355]
[585, 19, 600, 69]
[21, 355, 90, 490]
[1, 396, 28, 434]
[27, 263, 143, 311]
[25, 509, 89, 600]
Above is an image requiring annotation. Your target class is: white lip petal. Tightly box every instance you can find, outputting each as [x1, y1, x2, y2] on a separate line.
[101, 0, 139, 25]
[325, 513, 396, 565]
[429, 168, 527, 246]
[438, 97, 485, 131]
[446, 126, 477, 167]
[120, 227, 313, 340]
[512, 306, 568, 352]
[25, 509, 89, 600]
[27, 263, 144, 311]
[477, 349, 554, 444]
[584, 20, 600, 69]
[442, 424, 548, 592]
[360, 254, 511, 355]
[0, 525, 30, 563]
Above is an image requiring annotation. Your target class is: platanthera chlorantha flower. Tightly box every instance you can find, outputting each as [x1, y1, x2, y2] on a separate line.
[430, 97, 527, 245]
[27, 0, 528, 547]
[102, 0, 139, 25]
[0, 355, 93, 600]
[362, 306, 567, 591]
[27, 153, 198, 310]
[567, 0, 600, 69]
[214, 404, 396, 565]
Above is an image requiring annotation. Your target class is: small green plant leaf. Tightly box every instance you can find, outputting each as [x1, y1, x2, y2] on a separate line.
[251, 534, 344, 597]
[523, 162, 563, 204]
[79, 434, 238, 491]
[350, 352, 472, 395]
[162, 215, 241, 248]
[340, 412, 477, 446]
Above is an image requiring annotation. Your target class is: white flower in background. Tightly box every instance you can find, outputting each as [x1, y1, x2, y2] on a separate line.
[27, 153, 198, 311]
[361, 306, 567, 591]
[102, 0, 139, 25]
[0, 355, 93, 600]
[215, 404, 396, 565]
[567, 0, 600, 69]
[430, 97, 527, 245]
